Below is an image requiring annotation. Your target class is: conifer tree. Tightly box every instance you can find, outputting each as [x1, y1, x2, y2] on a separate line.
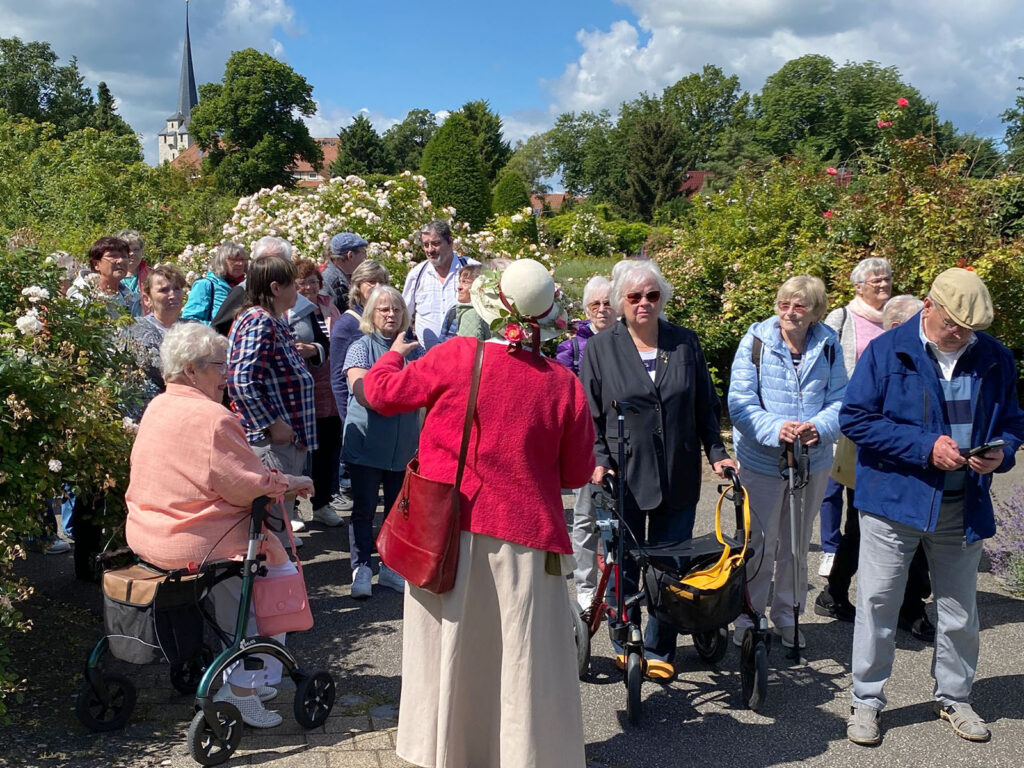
[420, 113, 491, 229]
[331, 114, 392, 176]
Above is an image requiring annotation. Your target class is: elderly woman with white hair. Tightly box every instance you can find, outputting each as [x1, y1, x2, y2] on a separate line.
[181, 241, 250, 324]
[556, 275, 615, 615]
[816, 257, 893, 580]
[728, 275, 848, 651]
[580, 260, 735, 680]
[125, 323, 313, 728]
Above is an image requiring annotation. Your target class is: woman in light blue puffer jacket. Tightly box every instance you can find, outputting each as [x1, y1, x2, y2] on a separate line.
[728, 275, 848, 651]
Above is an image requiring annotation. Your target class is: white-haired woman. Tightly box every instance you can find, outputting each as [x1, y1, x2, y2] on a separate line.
[580, 260, 735, 680]
[728, 275, 848, 650]
[556, 275, 615, 616]
[181, 242, 250, 324]
[125, 323, 313, 728]
[815, 257, 892, 580]
[342, 285, 424, 599]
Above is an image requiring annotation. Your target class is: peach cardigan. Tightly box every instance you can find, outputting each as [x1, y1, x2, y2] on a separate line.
[125, 383, 289, 569]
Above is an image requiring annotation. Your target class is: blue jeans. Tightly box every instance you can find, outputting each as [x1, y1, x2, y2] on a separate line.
[818, 476, 844, 554]
[612, 500, 696, 664]
[348, 463, 405, 570]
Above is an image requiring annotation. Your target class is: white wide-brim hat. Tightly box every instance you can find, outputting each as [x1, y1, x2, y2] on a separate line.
[470, 258, 568, 343]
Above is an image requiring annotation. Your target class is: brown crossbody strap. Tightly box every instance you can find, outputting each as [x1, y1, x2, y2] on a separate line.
[453, 339, 485, 495]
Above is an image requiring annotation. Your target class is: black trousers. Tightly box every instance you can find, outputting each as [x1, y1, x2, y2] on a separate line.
[826, 487, 932, 618]
[310, 415, 342, 510]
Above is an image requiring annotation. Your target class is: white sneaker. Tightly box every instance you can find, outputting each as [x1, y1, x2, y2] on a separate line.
[256, 685, 278, 703]
[214, 687, 282, 728]
[290, 518, 307, 533]
[45, 539, 71, 554]
[312, 505, 343, 527]
[330, 493, 353, 512]
[818, 552, 835, 577]
[377, 564, 406, 593]
[351, 565, 373, 599]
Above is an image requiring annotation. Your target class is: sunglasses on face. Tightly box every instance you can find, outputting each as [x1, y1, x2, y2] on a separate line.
[777, 301, 808, 315]
[625, 290, 661, 305]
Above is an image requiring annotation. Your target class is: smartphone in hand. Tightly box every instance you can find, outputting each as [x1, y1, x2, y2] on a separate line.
[404, 328, 418, 343]
[964, 439, 1007, 458]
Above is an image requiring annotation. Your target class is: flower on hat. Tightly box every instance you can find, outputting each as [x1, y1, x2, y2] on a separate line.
[897, 97, 909, 108]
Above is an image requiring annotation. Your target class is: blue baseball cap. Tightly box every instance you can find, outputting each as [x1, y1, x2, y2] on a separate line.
[330, 232, 368, 255]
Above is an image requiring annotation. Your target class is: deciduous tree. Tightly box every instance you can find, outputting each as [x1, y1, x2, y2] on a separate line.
[382, 108, 437, 171]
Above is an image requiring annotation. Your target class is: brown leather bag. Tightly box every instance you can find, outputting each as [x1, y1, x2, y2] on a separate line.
[376, 339, 484, 594]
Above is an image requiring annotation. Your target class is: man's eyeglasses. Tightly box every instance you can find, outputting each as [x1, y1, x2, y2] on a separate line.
[777, 301, 808, 315]
[625, 290, 661, 305]
[934, 305, 968, 333]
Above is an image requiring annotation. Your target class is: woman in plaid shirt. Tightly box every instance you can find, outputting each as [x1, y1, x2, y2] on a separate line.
[228, 254, 316, 554]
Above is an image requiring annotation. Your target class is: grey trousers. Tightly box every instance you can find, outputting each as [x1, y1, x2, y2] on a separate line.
[252, 438, 307, 554]
[571, 484, 600, 609]
[851, 500, 982, 711]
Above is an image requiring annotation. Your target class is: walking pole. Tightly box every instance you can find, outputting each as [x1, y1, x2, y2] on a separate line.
[782, 437, 807, 663]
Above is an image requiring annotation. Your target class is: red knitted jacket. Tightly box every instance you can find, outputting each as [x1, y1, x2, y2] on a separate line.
[363, 338, 595, 553]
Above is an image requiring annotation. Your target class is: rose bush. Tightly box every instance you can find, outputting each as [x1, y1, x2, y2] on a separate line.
[0, 247, 143, 718]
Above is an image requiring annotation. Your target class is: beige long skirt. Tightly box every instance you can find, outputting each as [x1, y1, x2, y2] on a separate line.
[396, 531, 586, 768]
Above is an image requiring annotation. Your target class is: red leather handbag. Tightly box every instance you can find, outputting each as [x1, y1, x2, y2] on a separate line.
[376, 340, 484, 594]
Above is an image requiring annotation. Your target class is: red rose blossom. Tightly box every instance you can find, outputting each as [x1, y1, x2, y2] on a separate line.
[897, 97, 909, 108]
[826, 167, 838, 175]
[877, 120, 893, 129]
[504, 323, 525, 343]
[823, 210, 834, 219]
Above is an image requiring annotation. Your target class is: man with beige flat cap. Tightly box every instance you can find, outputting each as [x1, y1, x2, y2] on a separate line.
[838, 267, 1024, 746]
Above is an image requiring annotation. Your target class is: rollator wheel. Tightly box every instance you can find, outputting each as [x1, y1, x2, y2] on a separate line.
[188, 702, 243, 767]
[740, 630, 769, 711]
[571, 604, 591, 678]
[625, 651, 643, 726]
[293, 670, 336, 729]
[170, 645, 214, 695]
[75, 672, 136, 732]
[692, 627, 729, 665]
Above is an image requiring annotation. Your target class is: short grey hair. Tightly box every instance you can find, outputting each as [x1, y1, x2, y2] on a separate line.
[115, 229, 144, 251]
[882, 294, 924, 330]
[161, 323, 228, 380]
[582, 275, 612, 308]
[419, 219, 452, 242]
[611, 260, 672, 316]
[850, 257, 891, 285]
[348, 259, 391, 308]
[251, 236, 292, 261]
[210, 241, 249, 279]
[776, 275, 828, 322]
[358, 285, 410, 336]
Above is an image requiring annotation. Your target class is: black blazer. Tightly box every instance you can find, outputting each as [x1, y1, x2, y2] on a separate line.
[580, 318, 728, 512]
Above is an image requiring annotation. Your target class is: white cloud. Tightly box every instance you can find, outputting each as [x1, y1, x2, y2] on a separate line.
[302, 102, 402, 139]
[549, 0, 1024, 138]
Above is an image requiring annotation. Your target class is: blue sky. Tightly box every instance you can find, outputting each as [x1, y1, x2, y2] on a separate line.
[4, 0, 1024, 168]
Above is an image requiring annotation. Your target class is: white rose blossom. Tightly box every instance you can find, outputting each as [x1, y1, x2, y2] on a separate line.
[16, 309, 44, 336]
[48, 459, 63, 473]
[21, 286, 51, 303]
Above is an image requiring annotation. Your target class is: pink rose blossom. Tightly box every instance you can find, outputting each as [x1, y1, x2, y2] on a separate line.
[897, 97, 909, 108]
[877, 120, 893, 129]
[504, 323, 525, 343]
[823, 210, 834, 219]
[826, 167, 838, 176]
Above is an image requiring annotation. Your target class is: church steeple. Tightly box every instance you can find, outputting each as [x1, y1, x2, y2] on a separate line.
[176, 0, 199, 124]
[158, 1, 201, 165]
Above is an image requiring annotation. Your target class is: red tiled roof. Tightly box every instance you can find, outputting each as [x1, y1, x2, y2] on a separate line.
[679, 170, 711, 198]
[170, 138, 340, 187]
[530, 193, 577, 211]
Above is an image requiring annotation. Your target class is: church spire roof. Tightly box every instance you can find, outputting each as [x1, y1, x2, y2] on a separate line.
[176, 0, 199, 124]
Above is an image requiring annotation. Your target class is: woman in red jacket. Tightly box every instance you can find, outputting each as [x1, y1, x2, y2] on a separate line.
[363, 259, 595, 768]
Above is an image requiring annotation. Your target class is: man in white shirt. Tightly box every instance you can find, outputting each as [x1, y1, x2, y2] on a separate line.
[402, 220, 475, 349]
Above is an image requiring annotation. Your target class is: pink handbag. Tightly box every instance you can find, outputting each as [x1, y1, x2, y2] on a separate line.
[252, 500, 313, 635]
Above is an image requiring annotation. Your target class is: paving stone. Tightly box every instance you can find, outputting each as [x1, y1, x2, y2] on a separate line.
[325, 752, 380, 768]
[323, 715, 371, 734]
[349, 731, 393, 750]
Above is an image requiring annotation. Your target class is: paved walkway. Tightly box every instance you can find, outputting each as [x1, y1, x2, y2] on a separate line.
[4, 465, 1023, 767]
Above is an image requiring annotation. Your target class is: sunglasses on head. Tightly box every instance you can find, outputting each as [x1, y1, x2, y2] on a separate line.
[625, 290, 661, 305]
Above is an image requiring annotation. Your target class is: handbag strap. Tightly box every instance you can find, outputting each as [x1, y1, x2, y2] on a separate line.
[453, 340, 485, 494]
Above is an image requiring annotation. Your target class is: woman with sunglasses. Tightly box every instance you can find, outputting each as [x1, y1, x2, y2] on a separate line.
[727, 275, 848, 652]
[580, 260, 735, 680]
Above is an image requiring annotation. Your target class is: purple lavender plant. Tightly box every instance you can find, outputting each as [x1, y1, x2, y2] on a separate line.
[987, 485, 1024, 596]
